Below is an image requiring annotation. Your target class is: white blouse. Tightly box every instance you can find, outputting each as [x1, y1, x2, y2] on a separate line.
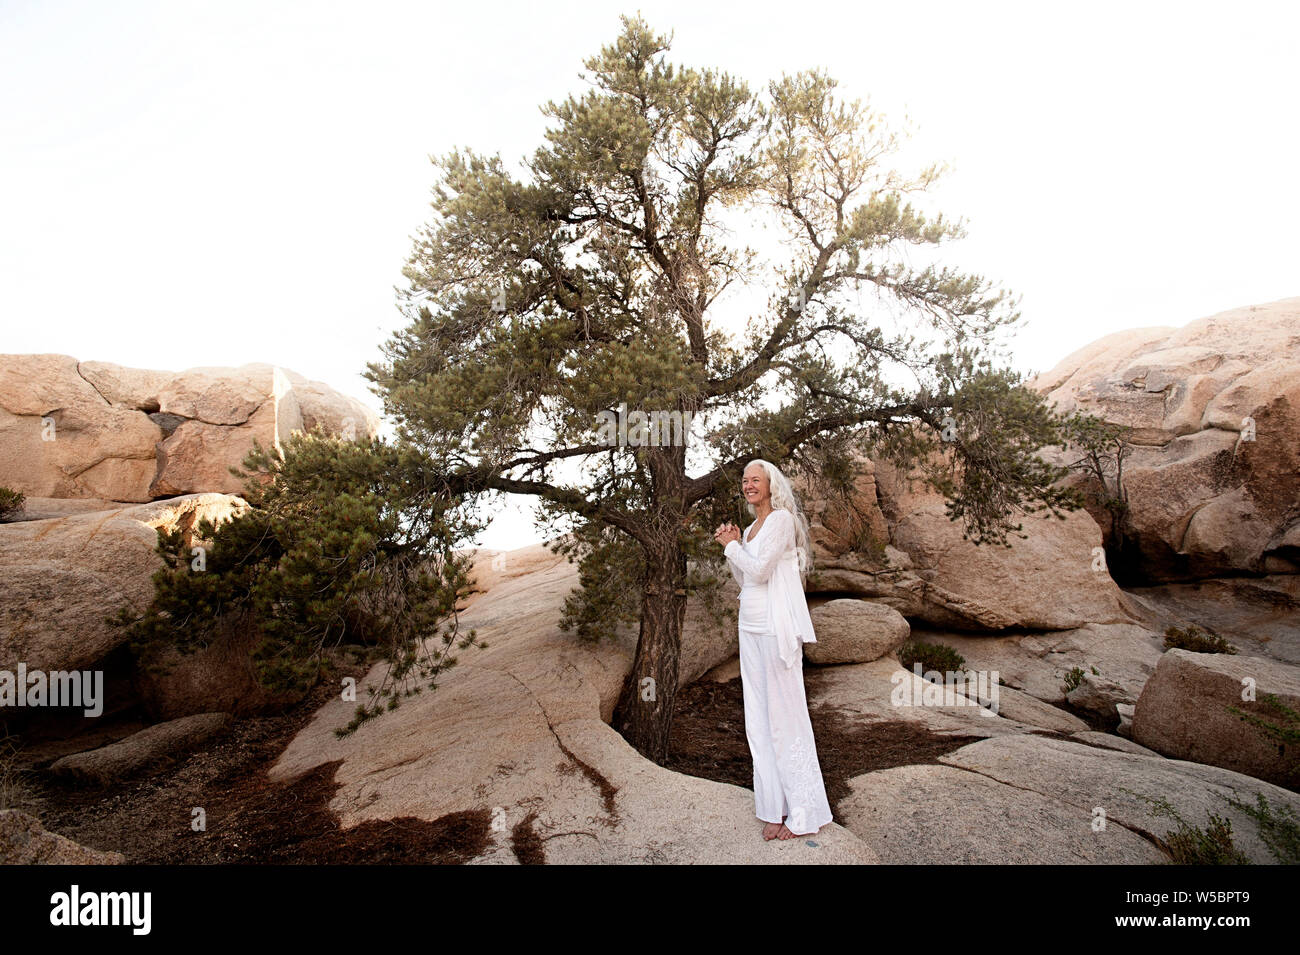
[723, 508, 818, 669]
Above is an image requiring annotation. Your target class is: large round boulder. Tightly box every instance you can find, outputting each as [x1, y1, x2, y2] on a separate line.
[0, 494, 247, 674]
[806, 598, 910, 664]
[1132, 648, 1300, 788]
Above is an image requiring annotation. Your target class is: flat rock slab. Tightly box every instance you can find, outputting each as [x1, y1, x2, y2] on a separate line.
[911, 624, 1165, 705]
[985, 683, 1090, 733]
[477, 717, 876, 864]
[809, 657, 1060, 740]
[50, 712, 230, 784]
[840, 763, 1165, 864]
[938, 733, 1300, 864]
[1068, 731, 1162, 756]
[1122, 576, 1300, 667]
[0, 497, 117, 522]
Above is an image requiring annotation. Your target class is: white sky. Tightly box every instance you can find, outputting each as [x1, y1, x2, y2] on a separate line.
[3, 0, 1296, 547]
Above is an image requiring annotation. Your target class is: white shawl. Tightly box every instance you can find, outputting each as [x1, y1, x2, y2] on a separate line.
[724, 507, 817, 669]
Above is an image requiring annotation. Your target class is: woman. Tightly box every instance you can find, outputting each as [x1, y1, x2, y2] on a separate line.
[713, 459, 834, 841]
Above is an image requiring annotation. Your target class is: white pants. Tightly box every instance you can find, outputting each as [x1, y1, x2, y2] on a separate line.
[737, 624, 835, 833]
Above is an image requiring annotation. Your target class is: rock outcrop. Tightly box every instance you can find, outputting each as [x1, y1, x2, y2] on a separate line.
[1132, 648, 1300, 788]
[0, 494, 247, 674]
[8, 298, 1298, 863]
[841, 733, 1299, 864]
[0, 810, 125, 864]
[0, 356, 380, 502]
[805, 598, 910, 664]
[1030, 297, 1300, 580]
[262, 538, 1300, 864]
[909, 623, 1166, 705]
[799, 455, 1135, 632]
[271, 543, 878, 864]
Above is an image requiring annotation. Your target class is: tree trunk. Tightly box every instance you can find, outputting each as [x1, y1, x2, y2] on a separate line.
[612, 535, 688, 764]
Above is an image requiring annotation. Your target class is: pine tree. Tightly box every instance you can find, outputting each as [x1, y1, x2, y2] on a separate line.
[367, 16, 1081, 763]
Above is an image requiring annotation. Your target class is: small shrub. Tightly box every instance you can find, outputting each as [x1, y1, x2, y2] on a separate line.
[0, 731, 27, 810]
[1165, 812, 1251, 865]
[1225, 792, 1300, 864]
[898, 640, 965, 675]
[1062, 666, 1085, 694]
[1164, 624, 1237, 654]
[0, 486, 24, 521]
[1125, 790, 1251, 865]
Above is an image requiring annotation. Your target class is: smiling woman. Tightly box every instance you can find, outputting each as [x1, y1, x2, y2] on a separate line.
[714, 458, 832, 842]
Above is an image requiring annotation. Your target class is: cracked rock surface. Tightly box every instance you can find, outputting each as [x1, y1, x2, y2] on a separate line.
[268, 542, 1299, 864]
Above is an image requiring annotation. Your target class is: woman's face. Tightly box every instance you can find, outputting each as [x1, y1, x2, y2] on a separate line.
[742, 464, 771, 508]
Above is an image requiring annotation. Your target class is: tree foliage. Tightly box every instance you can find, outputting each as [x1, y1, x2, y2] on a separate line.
[1059, 410, 1132, 523]
[115, 432, 485, 735]
[1057, 409, 1142, 579]
[365, 15, 1085, 760]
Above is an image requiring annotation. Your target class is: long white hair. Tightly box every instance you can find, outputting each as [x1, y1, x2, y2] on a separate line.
[743, 459, 813, 578]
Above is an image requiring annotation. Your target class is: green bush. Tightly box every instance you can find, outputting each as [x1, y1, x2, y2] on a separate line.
[1165, 812, 1251, 865]
[1060, 664, 1101, 694]
[1062, 666, 1085, 694]
[1126, 791, 1251, 865]
[898, 640, 965, 675]
[0, 486, 24, 521]
[1164, 624, 1237, 654]
[1225, 792, 1300, 864]
[113, 431, 486, 735]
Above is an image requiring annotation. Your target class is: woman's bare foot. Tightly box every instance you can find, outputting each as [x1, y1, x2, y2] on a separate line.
[781, 823, 822, 839]
[776, 823, 797, 839]
[762, 821, 782, 840]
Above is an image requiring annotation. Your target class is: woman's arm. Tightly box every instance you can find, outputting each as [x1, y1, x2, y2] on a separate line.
[715, 522, 745, 585]
[725, 545, 746, 587]
[723, 509, 794, 585]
